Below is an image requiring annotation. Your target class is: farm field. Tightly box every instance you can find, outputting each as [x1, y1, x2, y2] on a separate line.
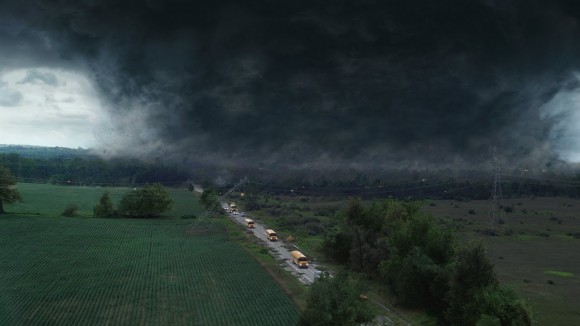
[9, 182, 204, 218]
[0, 183, 299, 325]
[0, 217, 300, 325]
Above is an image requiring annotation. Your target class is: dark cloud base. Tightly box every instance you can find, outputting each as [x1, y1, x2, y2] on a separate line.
[4, 0, 580, 173]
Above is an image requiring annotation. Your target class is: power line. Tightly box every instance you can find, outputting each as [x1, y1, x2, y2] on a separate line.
[187, 177, 248, 232]
[490, 152, 504, 228]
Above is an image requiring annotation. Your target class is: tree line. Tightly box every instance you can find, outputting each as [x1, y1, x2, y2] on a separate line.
[0, 153, 188, 186]
[314, 198, 532, 325]
[1, 164, 173, 218]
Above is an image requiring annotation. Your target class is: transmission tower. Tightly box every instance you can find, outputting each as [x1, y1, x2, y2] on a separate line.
[490, 154, 504, 227]
[188, 177, 249, 231]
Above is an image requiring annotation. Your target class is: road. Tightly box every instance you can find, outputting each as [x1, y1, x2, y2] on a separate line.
[222, 204, 321, 284]
[224, 206, 406, 325]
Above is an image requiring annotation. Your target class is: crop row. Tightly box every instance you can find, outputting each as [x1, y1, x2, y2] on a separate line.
[0, 217, 299, 325]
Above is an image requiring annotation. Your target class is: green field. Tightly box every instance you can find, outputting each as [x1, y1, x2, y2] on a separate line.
[9, 182, 204, 218]
[0, 184, 300, 325]
[424, 197, 580, 326]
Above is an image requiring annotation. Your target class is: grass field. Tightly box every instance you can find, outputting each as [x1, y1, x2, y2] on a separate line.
[8, 182, 205, 218]
[0, 184, 300, 325]
[424, 197, 580, 326]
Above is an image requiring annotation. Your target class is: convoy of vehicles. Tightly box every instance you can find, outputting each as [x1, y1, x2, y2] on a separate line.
[265, 229, 278, 241]
[290, 250, 309, 268]
[227, 202, 315, 276]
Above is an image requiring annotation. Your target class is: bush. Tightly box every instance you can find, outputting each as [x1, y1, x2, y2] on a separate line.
[62, 204, 79, 217]
[299, 271, 373, 326]
[118, 184, 173, 218]
[93, 191, 114, 218]
[468, 209, 476, 215]
[503, 229, 514, 236]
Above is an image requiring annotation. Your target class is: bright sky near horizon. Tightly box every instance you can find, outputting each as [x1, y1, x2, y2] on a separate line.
[0, 68, 105, 149]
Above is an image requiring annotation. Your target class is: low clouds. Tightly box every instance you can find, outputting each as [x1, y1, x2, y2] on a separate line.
[3, 0, 580, 170]
[17, 70, 59, 86]
[0, 83, 22, 107]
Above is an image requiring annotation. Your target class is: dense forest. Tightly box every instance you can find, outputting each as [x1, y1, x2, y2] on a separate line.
[0, 151, 188, 186]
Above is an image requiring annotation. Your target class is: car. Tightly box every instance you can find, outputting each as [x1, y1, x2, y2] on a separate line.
[241, 212, 246, 217]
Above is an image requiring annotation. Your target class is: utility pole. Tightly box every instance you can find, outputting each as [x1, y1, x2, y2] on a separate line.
[490, 151, 503, 227]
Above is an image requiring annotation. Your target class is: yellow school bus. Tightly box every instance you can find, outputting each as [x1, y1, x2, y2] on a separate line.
[265, 229, 278, 241]
[245, 218, 255, 228]
[290, 250, 309, 268]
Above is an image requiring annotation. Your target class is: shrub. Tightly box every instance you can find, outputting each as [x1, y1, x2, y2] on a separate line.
[62, 204, 79, 217]
[503, 229, 514, 236]
[94, 191, 114, 218]
[468, 209, 477, 215]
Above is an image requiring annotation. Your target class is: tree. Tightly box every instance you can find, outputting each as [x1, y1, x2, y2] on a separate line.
[475, 286, 532, 326]
[200, 188, 219, 210]
[380, 247, 450, 310]
[446, 242, 499, 325]
[299, 271, 374, 326]
[0, 166, 23, 214]
[94, 191, 114, 218]
[118, 184, 173, 218]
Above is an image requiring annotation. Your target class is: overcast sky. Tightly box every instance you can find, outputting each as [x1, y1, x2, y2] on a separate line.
[2, 0, 580, 169]
[0, 68, 104, 148]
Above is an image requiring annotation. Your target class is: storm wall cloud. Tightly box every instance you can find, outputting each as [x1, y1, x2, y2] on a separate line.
[3, 0, 580, 169]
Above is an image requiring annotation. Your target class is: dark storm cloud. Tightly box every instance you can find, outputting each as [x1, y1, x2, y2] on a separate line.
[4, 0, 580, 169]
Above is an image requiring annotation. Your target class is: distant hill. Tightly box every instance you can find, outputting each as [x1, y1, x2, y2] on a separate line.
[0, 145, 93, 159]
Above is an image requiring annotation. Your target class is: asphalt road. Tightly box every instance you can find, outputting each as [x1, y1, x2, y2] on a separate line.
[223, 204, 321, 284]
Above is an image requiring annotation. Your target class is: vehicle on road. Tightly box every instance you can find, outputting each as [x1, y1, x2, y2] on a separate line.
[245, 218, 255, 228]
[229, 202, 238, 212]
[265, 229, 278, 241]
[241, 212, 246, 217]
[290, 250, 309, 268]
